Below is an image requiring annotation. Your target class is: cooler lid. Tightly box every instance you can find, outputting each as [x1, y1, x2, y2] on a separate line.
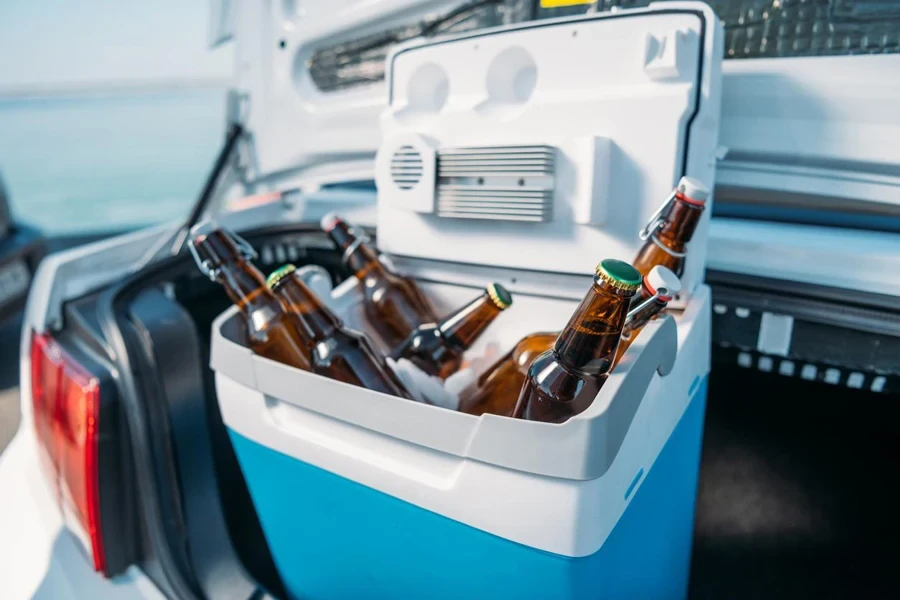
[375, 4, 723, 294]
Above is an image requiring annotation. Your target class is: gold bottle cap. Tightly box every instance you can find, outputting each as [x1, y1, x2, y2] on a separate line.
[266, 264, 297, 289]
[595, 259, 641, 292]
[486, 283, 513, 310]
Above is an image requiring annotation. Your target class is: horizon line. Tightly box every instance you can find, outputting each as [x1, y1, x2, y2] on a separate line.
[0, 77, 232, 100]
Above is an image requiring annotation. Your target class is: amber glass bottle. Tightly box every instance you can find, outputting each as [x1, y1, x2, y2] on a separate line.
[613, 265, 680, 366]
[394, 283, 512, 379]
[512, 259, 641, 423]
[633, 176, 709, 277]
[459, 332, 557, 417]
[321, 213, 437, 348]
[189, 223, 311, 370]
[267, 264, 411, 398]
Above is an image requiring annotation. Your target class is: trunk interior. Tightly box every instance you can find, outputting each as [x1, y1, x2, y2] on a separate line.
[104, 226, 896, 599]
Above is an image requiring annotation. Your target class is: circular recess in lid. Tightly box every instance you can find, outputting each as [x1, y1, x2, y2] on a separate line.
[476, 46, 537, 116]
[488, 47, 537, 103]
[406, 62, 449, 113]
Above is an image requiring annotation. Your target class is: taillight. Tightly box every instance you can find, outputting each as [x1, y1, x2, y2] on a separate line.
[30, 332, 107, 574]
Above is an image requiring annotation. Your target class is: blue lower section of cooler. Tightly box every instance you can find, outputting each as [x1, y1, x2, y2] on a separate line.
[228, 377, 708, 600]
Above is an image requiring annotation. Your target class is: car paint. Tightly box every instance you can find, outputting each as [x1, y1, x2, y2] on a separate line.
[0, 430, 166, 600]
[708, 218, 900, 298]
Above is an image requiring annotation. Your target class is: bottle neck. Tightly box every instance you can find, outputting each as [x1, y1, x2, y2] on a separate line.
[438, 292, 503, 352]
[634, 281, 654, 305]
[623, 298, 667, 337]
[345, 244, 388, 282]
[271, 275, 342, 342]
[326, 220, 388, 281]
[192, 229, 276, 314]
[513, 332, 558, 370]
[554, 278, 634, 376]
[216, 261, 284, 321]
[655, 198, 704, 253]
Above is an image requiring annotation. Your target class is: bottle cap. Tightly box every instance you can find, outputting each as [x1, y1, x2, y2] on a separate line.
[595, 259, 641, 292]
[486, 283, 513, 310]
[675, 176, 709, 207]
[645, 265, 682, 302]
[266, 264, 298, 289]
[320, 212, 343, 233]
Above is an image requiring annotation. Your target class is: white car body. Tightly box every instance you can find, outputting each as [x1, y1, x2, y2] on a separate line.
[3, 0, 899, 597]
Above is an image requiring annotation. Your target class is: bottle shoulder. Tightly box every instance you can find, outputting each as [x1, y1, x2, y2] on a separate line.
[520, 349, 600, 422]
[525, 350, 580, 386]
[512, 333, 557, 367]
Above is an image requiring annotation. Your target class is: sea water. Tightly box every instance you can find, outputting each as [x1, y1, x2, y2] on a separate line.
[0, 88, 226, 235]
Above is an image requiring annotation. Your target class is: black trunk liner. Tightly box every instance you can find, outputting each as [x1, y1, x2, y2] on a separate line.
[689, 367, 898, 599]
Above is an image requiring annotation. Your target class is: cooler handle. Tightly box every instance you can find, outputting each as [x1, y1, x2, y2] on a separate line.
[582, 314, 678, 477]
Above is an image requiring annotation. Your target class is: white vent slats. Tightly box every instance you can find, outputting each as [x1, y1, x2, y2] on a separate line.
[390, 145, 425, 190]
[435, 145, 555, 222]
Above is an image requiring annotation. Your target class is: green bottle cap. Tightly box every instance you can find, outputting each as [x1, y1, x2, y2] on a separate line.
[595, 259, 641, 292]
[486, 283, 513, 310]
[266, 264, 297, 289]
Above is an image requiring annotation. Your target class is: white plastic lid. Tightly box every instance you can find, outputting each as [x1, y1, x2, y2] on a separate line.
[676, 176, 710, 205]
[320, 212, 341, 233]
[645, 265, 682, 301]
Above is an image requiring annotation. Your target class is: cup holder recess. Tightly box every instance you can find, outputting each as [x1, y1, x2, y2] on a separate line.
[394, 62, 450, 123]
[476, 46, 538, 116]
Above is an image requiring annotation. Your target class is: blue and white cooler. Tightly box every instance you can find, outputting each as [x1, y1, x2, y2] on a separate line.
[212, 5, 723, 599]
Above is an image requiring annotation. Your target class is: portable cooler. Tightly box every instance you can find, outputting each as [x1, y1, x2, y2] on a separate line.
[212, 5, 723, 599]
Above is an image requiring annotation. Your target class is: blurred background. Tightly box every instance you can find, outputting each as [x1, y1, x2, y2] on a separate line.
[0, 0, 233, 450]
[0, 0, 231, 236]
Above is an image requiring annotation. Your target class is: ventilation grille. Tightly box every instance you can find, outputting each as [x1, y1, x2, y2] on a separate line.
[435, 145, 555, 222]
[390, 145, 424, 190]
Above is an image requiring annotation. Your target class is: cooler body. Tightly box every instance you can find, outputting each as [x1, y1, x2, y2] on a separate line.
[227, 379, 707, 600]
[213, 281, 711, 600]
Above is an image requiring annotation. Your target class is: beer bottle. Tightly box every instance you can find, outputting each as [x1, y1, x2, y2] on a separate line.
[267, 264, 411, 399]
[633, 176, 709, 277]
[459, 332, 557, 417]
[512, 259, 641, 423]
[189, 223, 311, 371]
[321, 213, 437, 348]
[613, 266, 681, 365]
[393, 283, 513, 379]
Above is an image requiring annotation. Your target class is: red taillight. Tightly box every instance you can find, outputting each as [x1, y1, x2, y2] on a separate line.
[30, 332, 107, 575]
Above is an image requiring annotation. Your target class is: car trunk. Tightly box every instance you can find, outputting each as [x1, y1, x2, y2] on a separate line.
[169, 228, 350, 598]
[63, 219, 891, 599]
[66, 224, 350, 599]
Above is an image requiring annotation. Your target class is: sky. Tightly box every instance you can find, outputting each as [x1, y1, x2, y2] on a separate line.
[0, 0, 234, 92]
